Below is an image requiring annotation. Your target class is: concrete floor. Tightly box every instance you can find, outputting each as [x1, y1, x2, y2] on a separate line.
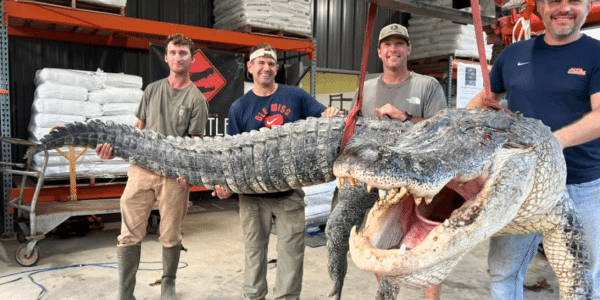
[0, 197, 560, 300]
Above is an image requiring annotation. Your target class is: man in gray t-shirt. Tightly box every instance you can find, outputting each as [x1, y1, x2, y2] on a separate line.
[353, 23, 446, 123]
[352, 23, 447, 300]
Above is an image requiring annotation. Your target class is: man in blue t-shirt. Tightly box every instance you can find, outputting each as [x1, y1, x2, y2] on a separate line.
[467, 0, 600, 299]
[212, 43, 340, 300]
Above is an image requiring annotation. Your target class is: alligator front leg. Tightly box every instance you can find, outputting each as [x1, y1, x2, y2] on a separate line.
[542, 192, 593, 300]
[375, 278, 400, 300]
[326, 182, 378, 299]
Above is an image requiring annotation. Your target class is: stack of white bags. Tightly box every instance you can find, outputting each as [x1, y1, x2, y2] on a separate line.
[213, 0, 313, 37]
[408, 0, 493, 61]
[29, 68, 143, 177]
[79, 0, 127, 8]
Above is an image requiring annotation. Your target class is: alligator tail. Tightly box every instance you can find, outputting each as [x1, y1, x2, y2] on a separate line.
[24, 117, 347, 193]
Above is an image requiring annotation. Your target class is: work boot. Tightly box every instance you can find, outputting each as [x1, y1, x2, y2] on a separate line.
[161, 245, 181, 300]
[117, 245, 141, 300]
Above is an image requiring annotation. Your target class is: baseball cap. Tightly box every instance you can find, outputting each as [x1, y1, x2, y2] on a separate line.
[379, 23, 410, 44]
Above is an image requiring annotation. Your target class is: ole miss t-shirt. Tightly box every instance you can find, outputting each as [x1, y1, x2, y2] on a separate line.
[228, 84, 326, 135]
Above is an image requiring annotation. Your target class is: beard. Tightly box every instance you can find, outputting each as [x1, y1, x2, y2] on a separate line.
[546, 15, 587, 39]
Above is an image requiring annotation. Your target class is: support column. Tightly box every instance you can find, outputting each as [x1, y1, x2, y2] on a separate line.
[1, 1, 14, 235]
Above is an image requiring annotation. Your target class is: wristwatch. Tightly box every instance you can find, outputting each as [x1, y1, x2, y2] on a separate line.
[404, 112, 412, 122]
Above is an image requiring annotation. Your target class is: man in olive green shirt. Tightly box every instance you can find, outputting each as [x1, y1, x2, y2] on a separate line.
[96, 34, 208, 300]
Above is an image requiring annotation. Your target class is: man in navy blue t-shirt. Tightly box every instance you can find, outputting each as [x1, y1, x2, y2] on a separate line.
[467, 0, 600, 299]
[212, 43, 340, 300]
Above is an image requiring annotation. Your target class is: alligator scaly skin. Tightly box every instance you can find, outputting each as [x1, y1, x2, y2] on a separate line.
[25, 115, 410, 194]
[332, 108, 593, 300]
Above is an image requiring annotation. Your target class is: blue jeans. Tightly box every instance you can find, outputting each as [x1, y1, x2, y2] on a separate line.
[488, 176, 600, 300]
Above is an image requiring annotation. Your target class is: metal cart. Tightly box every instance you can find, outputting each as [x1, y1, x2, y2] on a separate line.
[0, 137, 129, 266]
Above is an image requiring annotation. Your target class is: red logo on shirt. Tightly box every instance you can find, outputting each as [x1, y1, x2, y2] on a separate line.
[568, 68, 586, 76]
[264, 114, 284, 128]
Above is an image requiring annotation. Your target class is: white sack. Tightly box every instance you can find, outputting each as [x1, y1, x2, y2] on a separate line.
[35, 68, 97, 91]
[101, 103, 139, 116]
[95, 115, 138, 126]
[34, 83, 88, 101]
[93, 69, 143, 89]
[29, 112, 86, 128]
[32, 98, 103, 118]
[88, 88, 143, 105]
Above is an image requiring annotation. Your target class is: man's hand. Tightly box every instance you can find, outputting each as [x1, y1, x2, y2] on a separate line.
[177, 177, 194, 189]
[95, 143, 114, 159]
[321, 107, 342, 118]
[212, 185, 233, 199]
[375, 103, 407, 121]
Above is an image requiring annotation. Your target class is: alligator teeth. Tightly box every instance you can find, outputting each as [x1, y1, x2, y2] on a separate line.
[366, 185, 373, 193]
[443, 219, 450, 227]
[398, 243, 407, 256]
[387, 188, 398, 198]
[378, 189, 387, 200]
[414, 196, 423, 206]
[425, 197, 433, 205]
[349, 178, 357, 187]
[398, 187, 407, 198]
[436, 225, 445, 233]
[337, 178, 347, 188]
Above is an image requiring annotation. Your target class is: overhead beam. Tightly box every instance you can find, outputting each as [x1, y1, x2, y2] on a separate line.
[3, 1, 315, 59]
[359, 0, 496, 25]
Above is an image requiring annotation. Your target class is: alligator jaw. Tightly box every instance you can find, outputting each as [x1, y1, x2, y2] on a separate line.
[345, 173, 487, 276]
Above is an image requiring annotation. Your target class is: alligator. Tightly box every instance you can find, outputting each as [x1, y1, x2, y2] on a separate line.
[24, 114, 410, 194]
[23, 108, 591, 300]
[331, 108, 592, 300]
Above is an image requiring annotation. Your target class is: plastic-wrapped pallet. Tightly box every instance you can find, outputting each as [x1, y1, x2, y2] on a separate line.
[79, 0, 127, 8]
[302, 181, 336, 227]
[408, 0, 493, 61]
[28, 68, 143, 177]
[213, 0, 313, 37]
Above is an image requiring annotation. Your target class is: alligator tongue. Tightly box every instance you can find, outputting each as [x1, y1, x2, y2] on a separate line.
[401, 204, 440, 249]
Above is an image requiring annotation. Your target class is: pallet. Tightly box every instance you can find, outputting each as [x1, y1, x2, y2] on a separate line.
[408, 55, 484, 68]
[38, 173, 129, 187]
[17, 0, 126, 16]
[237, 25, 312, 40]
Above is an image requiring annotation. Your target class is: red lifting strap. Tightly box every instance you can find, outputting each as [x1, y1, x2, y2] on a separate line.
[470, 0, 492, 102]
[340, 2, 378, 153]
[471, 0, 502, 110]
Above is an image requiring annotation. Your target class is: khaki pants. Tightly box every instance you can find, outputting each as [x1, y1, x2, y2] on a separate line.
[118, 164, 189, 247]
[239, 189, 306, 300]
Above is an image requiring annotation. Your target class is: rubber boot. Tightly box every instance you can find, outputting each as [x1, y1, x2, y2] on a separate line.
[161, 245, 181, 300]
[117, 245, 141, 300]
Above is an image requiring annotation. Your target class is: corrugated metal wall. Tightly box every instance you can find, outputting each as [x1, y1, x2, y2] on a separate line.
[314, 0, 408, 73]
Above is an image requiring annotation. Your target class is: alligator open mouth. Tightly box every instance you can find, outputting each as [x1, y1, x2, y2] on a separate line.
[343, 173, 488, 275]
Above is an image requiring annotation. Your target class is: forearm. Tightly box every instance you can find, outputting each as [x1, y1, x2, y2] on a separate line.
[465, 89, 503, 110]
[554, 109, 600, 148]
[465, 90, 487, 109]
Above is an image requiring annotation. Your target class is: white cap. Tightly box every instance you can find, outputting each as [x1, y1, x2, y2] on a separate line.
[249, 48, 277, 61]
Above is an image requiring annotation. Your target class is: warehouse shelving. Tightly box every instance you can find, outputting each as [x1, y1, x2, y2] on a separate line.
[0, 0, 319, 264]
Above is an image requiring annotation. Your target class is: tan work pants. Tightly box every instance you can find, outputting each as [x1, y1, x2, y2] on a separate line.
[239, 189, 306, 300]
[117, 164, 189, 247]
